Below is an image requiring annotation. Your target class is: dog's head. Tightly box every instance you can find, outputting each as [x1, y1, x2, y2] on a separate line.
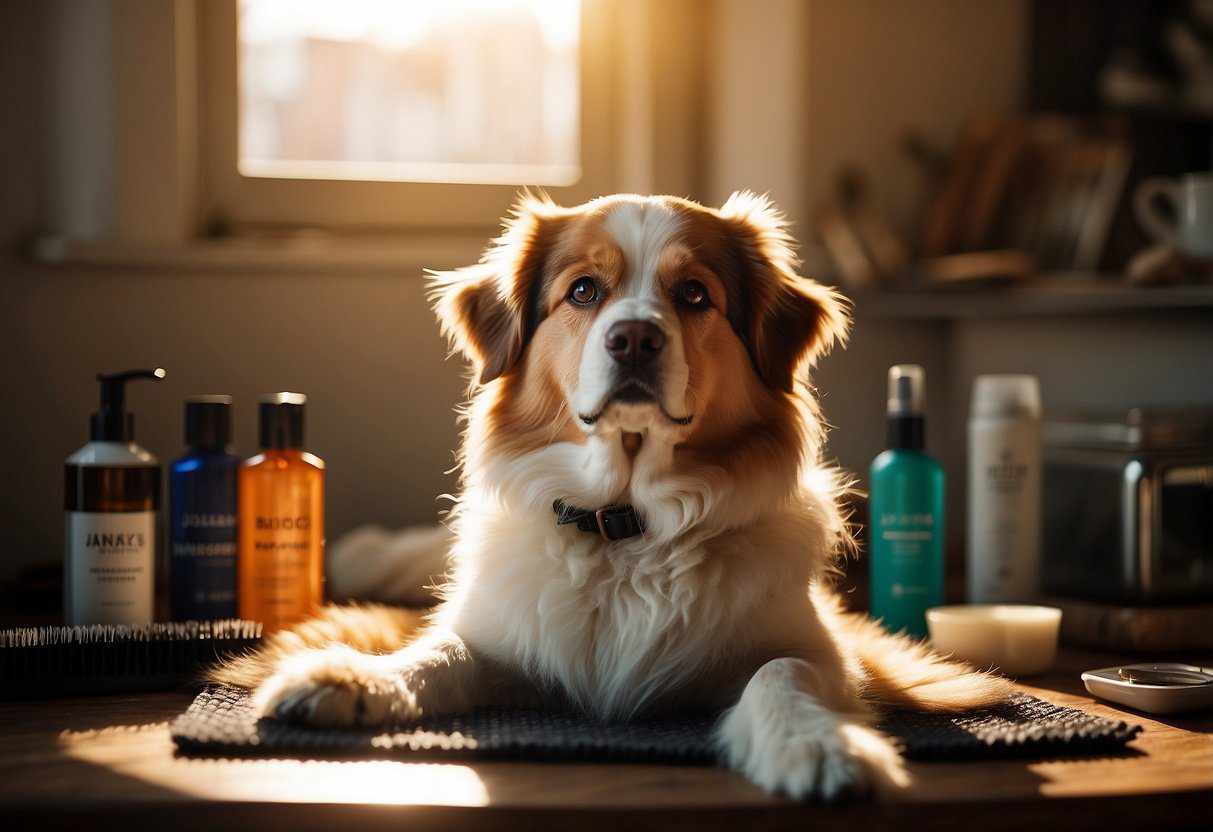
[431, 192, 848, 462]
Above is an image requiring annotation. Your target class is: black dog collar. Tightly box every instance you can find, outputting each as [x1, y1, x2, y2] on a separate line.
[553, 499, 645, 542]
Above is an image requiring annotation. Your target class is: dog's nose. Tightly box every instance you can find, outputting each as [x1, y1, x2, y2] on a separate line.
[605, 319, 665, 366]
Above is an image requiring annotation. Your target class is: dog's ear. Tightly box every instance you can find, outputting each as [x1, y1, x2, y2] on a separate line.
[429, 194, 567, 385]
[717, 191, 850, 392]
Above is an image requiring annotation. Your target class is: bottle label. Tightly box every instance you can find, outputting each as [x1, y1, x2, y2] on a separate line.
[869, 481, 944, 639]
[66, 511, 155, 625]
[171, 512, 237, 619]
[985, 449, 1030, 495]
[878, 511, 938, 598]
[967, 422, 1041, 603]
[238, 454, 325, 634]
[242, 513, 322, 630]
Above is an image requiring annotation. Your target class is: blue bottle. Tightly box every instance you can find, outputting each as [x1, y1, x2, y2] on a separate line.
[169, 396, 239, 620]
[869, 365, 944, 638]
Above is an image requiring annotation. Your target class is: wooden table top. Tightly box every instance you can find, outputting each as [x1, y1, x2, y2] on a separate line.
[1, 647, 1209, 831]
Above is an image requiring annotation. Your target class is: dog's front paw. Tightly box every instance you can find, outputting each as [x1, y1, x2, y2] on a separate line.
[717, 672, 909, 801]
[252, 645, 415, 728]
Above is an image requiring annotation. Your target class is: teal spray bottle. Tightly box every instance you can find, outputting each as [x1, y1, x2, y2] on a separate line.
[868, 364, 944, 637]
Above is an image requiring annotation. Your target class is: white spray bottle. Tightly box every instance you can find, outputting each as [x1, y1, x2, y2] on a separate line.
[966, 374, 1042, 603]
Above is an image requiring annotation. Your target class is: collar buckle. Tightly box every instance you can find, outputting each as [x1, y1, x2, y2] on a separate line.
[595, 506, 632, 542]
[553, 499, 645, 542]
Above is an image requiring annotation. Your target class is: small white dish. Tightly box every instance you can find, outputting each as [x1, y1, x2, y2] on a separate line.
[926, 604, 1062, 677]
[1082, 663, 1213, 714]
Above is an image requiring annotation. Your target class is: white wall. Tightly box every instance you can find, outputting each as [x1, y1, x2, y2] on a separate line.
[707, 0, 810, 223]
[947, 315, 1213, 416]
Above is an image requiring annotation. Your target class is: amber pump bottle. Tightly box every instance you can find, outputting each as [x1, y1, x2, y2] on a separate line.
[65, 368, 166, 625]
[238, 393, 325, 632]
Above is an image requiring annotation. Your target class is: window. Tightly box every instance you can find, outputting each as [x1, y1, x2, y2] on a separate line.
[200, 0, 631, 231]
[238, 0, 581, 187]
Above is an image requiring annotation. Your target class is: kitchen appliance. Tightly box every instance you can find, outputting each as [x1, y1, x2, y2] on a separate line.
[1042, 407, 1213, 605]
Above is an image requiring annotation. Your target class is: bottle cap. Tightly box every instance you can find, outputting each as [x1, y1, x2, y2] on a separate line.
[971, 375, 1041, 419]
[885, 364, 926, 450]
[259, 392, 306, 449]
[886, 364, 925, 417]
[91, 368, 166, 441]
[184, 395, 233, 448]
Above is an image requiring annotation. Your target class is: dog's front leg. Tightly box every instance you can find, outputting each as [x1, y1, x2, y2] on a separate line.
[717, 658, 909, 801]
[253, 629, 482, 728]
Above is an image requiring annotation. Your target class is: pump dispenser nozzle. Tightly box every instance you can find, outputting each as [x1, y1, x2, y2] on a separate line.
[91, 368, 166, 441]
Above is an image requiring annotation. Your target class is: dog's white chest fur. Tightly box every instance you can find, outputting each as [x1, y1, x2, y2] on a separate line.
[440, 479, 827, 720]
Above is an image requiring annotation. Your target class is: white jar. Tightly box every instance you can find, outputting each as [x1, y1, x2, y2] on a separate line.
[966, 375, 1042, 603]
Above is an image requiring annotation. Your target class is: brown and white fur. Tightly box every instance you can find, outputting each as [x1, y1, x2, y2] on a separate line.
[213, 192, 1012, 801]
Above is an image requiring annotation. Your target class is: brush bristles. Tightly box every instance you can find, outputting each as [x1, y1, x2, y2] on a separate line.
[0, 619, 262, 648]
[1, 619, 264, 700]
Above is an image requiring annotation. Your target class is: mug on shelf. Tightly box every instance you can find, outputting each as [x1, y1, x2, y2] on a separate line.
[1134, 171, 1213, 259]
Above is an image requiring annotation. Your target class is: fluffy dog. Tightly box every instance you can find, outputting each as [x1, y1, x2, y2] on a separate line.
[214, 192, 1011, 801]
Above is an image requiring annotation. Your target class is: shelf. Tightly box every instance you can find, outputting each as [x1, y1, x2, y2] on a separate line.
[27, 233, 490, 274]
[849, 277, 1213, 320]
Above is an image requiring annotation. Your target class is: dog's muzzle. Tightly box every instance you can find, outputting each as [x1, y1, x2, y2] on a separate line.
[575, 307, 693, 427]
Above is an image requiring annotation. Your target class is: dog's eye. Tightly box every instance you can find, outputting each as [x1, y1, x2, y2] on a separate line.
[679, 280, 710, 309]
[568, 276, 599, 306]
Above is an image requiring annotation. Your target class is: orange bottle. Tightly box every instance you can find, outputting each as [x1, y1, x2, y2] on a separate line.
[238, 393, 325, 632]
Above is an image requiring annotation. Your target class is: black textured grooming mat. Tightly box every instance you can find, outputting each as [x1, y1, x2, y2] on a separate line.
[172, 687, 1140, 763]
[0, 620, 263, 700]
[883, 693, 1141, 761]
